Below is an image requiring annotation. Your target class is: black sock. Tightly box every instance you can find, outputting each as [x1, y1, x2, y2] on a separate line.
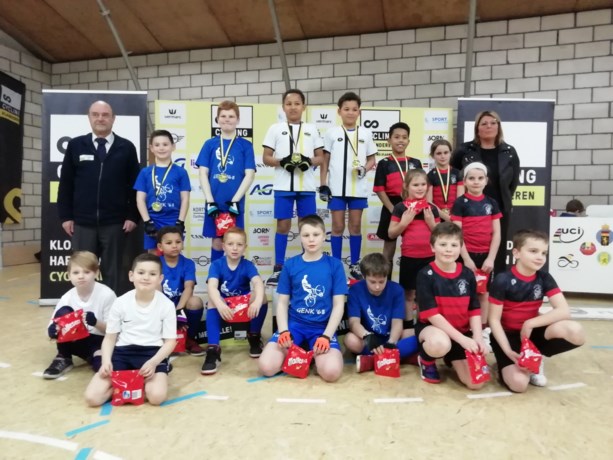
[541, 338, 580, 357]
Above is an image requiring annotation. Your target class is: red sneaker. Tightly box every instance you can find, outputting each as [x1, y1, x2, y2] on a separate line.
[356, 354, 375, 373]
[186, 338, 206, 356]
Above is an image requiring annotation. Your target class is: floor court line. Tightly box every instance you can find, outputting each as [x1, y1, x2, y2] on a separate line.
[277, 398, 326, 404]
[160, 390, 207, 407]
[466, 391, 513, 399]
[32, 371, 67, 381]
[0, 430, 78, 451]
[0, 362, 10, 368]
[548, 382, 586, 391]
[99, 403, 112, 416]
[373, 397, 424, 403]
[75, 447, 93, 460]
[201, 395, 229, 401]
[65, 420, 110, 438]
[93, 451, 122, 460]
[591, 345, 613, 350]
[246, 372, 286, 383]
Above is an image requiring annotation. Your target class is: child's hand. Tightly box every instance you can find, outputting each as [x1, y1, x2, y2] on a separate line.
[520, 321, 534, 340]
[355, 165, 366, 179]
[505, 350, 522, 365]
[99, 361, 113, 378]
[423, 207, 436, 227]
[459, 336, 480, 354]
[226, 201, 240, 216]
[481, 257, 495, 274]
[473, 337, 487, 355]
[277, 330, 293, 348]
[313, 335, 331, 355]
[139, 360, 156, 379]
[318, 185, 331, 202]
[463, 257, 477, 272]
[248, 301, 262, 319]
[217, 303, 234, 322]
[206, 202, 219, 217]
[401, 207, 417, 224]
[144, 220, 157, 237]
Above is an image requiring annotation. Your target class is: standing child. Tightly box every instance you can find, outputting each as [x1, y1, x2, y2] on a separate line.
[44, 251, 116, 379]
[135, 130, 190, 251]
[320, 91, 377, 280]
[202, 227, 267, 375]
[345, 253, 419, 372]
[262, 89, 324, 285]
[426, 139, 464, 222]
[373, 122, 422, 276]
[489, 230, 584, 392]
[415, 222, 486, 389]
[450, 162, 501, 340]
[84, 254, 177, 407]
[156, 226, 205, 356]
[258, 215, 347, 382]
[388, 169, 440, 325]
[196, 101, 256, 263]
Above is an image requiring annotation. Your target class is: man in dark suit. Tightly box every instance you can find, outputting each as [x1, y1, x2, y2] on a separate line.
[58, 100, 141, 293]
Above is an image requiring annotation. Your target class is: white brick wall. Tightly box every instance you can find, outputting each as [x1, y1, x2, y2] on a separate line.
[1, 8, 612, 251]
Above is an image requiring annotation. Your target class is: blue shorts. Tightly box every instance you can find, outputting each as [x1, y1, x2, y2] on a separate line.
[270, 321, 341, 351]
[329, 197, 368, 211]
[274, 191, 316, 220]
[112, 345, 171, 374]
[203, 213, 245, 238]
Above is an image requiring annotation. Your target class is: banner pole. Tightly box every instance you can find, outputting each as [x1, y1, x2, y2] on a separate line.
[464, 0, 477, 97]
[268, 0, 291, 92]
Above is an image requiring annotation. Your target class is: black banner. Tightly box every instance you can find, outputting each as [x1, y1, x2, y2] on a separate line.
[0, 72, 26, 224]
[40, 90, 148, 302]
[457, 98, 554, 268]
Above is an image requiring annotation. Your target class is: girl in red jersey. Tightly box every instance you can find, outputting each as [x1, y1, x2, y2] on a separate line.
[426, 140, 464, 222]
[389, 169, 440, 326]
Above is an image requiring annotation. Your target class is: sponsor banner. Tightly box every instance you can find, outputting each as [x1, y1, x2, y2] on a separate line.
[548, 217, 613, 294]
[457, 98, 554, 271]
[156, 101, 453, 283]
[0, 72, 26, 223]
[41, 91, 148, 301]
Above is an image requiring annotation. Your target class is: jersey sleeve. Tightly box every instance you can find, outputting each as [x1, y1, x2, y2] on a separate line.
[490, 197, 503, 219]
[105, 299, 123, 334]
[323, 129, 334, 154]
[391, 202, 406, 222]
[160, 298, 178, 339]
[276, 261, 291, 295]
[262, 125, 277, 151]
[415, 268, 439, 321]
[244, 259, 260, 281]
[178, 167, 191, 192]
[242, 138, 257, 170]
[450, 197, 464, 221]
[312, 126, 324, 150]
[206, 259, 221, 281]
[365, 130, 377, 156]
[542, 271, 562, 297]
[133, 167, 148, 192]
[488, 272, 508, 305]
[99, 286, 117, 323]
[184, 258, 197, 284]
[373, 159, 387, 192]
[195, 139, 211, 168]
[390, 283, 406, 320]
[347, 284, 362, 319]
[331, 257, 348, 296]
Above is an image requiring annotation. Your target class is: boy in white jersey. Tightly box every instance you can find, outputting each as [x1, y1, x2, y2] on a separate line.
[320, 91, 377, 280]
[84, 253, 177, 407]
[262, 89, 325, 285]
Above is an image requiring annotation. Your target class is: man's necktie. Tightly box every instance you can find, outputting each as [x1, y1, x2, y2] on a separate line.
[96, 137, 107, 162]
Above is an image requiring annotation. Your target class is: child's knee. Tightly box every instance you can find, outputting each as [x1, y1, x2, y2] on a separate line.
[423, 337, 450, 356]
[503, 369, 529, 393]
[258, 358, 281, 377]
[565, 321, 585, 345]
[146, 386, 167, 406]
[317, 363, 342, 382]
[186, 296, 204, 310]
[343, 333, 362, 353]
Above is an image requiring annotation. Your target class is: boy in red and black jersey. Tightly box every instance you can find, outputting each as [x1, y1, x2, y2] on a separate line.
[414, 222, 486, 389]
[489, 230, 584, 393]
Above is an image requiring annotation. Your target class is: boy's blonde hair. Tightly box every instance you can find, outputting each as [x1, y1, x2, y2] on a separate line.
[68, 251, 99, 272]
[223, 226, 247, 242]
[512, 229, 549, 250]
[298, 214, 325, 233]
[401, 169, 428, 200]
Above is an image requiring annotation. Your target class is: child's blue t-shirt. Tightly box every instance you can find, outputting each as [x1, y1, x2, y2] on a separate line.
[134, 163, 191, 226]
[160, 254, 197, 306]
[277, 254, 348, 326]
[195, 136, 256, 212]
[347, 280, 405, 337]
[207, 256, 259, 297]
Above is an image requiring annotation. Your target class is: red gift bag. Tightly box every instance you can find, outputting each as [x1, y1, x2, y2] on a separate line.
[215, 212, 236, 237]
[374, 348, 400, 378]
[475, 269, 489, 294]
[282, 345, 313, 379]
[403, 198, 429, 213]
[54, 309, 90, 343]
[173, 329, 186, 353]
[111, 370, 145, 406]
[225, 294, 250, 323]
[465, 350, 491, 384]
[517, 337, 542, 373]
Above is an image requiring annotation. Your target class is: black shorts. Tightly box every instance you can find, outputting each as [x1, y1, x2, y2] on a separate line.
[491, 326, 549, 370]
[112, 345, 170, 374]
[416, 324, 471, 362]
[56, 334, 104, 363]
[467, 252, 492, 290]
[376, 196, 402, 241]
[399, 256, 434, 291]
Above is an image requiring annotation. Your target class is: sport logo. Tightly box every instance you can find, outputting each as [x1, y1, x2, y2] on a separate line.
[249, 184, 273, 196]
[168, 109, 176, 115]
[363, 120, 379, 129]
[553, 227, 584, 243]
[320, 114, 328, 119]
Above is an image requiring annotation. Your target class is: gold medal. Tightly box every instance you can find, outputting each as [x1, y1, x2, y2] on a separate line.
[292, 152, 301, 163]
[218, 172, 228, 183]
[353, 159, 361, 168]
[151, 201, 163, 212]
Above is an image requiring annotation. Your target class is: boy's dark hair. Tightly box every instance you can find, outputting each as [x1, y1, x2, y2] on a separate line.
[338, 91, 361, 108]
[565, 199, 585, 213]
[430, 221, 463, 246]
[512, 229, 549, 250]
[149, 129, 174, 145]
[298, 214, 325, 232]
[389, 122, 410, 137]
[157, 225, 183, 244]
[223, 226, 247, 242]
[359, 253, 390, 278]
[429, 139, 453, 157]
[131, 253, 162, 272]
[282, 89, 306, 104]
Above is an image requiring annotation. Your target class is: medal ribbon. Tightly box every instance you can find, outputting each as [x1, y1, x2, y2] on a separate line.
[219, 135, 237, 172]
[288, 123, 302, 154]
[435, 167, 451, 205]
[151, 163, 173, 198]
[390, 155, 408, 182]
[342, 127, 360, 163]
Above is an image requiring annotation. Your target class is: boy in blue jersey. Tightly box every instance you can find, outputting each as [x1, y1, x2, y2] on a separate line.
[258, 214, 347, 382]
[345, 253, 418, 373]
[135, 130, 191, 251]
[196, 101, 256, 262]
[156, 226, 205, 356]
[202, 227, 267, 375]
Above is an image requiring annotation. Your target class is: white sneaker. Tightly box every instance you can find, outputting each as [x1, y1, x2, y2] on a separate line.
[482, 327, 493, 354]
[529, 359, 547, 387]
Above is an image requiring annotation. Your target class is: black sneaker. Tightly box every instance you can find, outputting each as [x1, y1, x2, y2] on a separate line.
[201, 346, 221, 375]
[43, 355, 73, 379]
[247, 333, 263, 358]
[266, 264, 283, 286]
[349, 263, 363, 280]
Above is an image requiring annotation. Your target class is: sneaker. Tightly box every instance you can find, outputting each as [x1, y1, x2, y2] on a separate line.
[247, 333, 263, 358]
[186, 338, 206, 357]
[482, 327, 493, 354]
[349, 263, 364, 281]
[418, 356, 441, 383]
[356, 354, 375, 373]
[201, 346, 221, 375]
[42, 355, 73, 379]
[266, 264, 283, 286]
[529, 359, 547, 387]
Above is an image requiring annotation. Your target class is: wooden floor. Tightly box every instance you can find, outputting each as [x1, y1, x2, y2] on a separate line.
[1, 264, 612, 460]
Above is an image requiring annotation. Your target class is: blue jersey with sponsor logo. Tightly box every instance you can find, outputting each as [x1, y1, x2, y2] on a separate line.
[207, 256, 259, 297]
[160, 254, 197, 306]
[347, 280, 405, 337]
[277, 254, 348, 326]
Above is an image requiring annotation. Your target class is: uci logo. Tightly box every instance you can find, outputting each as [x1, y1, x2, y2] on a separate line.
[553, 227, 584, 244]
[363, 120, 379, 129]
[250, 184, 273, 196]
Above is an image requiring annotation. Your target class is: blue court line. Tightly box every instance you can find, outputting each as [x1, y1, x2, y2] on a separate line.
[99, 402, 112, 416]
[27, 300, 39, 305]
[74, 447, 93, 460]
[160, 390, 207, 407]
[65, 420, 110, 438]
[591, 345, 613, 350]
[247, 372, 287, 383]
[0, 296, 9, 301]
